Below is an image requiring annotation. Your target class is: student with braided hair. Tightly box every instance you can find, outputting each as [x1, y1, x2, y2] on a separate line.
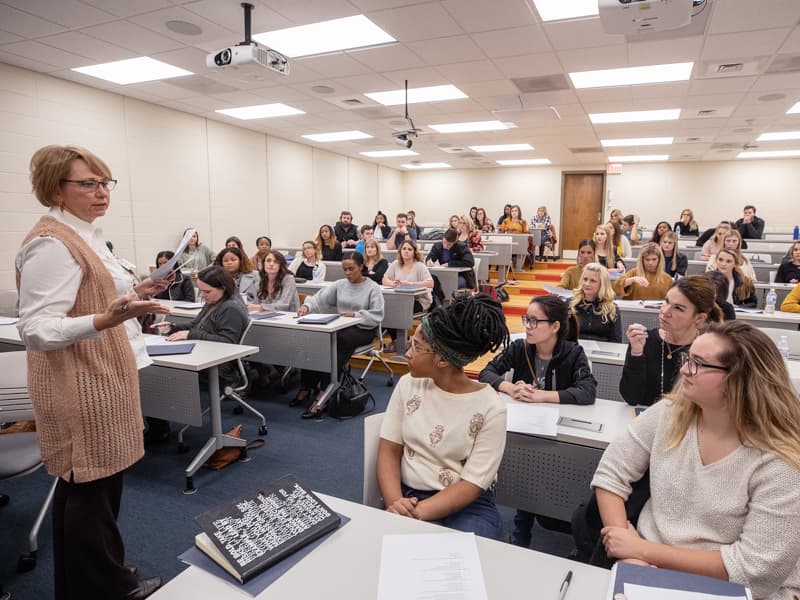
[376, 294, 510, 539]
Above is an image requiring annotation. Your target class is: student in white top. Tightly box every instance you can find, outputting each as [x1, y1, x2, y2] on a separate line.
[377, 295, 510, 540]
[593, 321, 800, 600]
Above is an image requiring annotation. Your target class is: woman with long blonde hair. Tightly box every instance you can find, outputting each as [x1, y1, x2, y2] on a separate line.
[674, 208, 699, 236]
[700, 223, 731, 261]
[593, 321, 800, 599]
[714, 248, 757, 307]
[593, 225, 624, 272]
[706, 229, 756, 281]
[569, 262, 621, 342]
[614, 243, 673, 301]
[456, 214, 484, 251]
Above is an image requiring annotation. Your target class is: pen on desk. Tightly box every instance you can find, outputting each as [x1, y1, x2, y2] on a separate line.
[558, 570, 572, 600]
[570, 418, 592, 424]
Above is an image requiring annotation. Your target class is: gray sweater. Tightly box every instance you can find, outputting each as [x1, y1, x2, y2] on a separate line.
[304, 278, 384, 329]
[258, 273, 299, 312]
[592, 400, 800, 600]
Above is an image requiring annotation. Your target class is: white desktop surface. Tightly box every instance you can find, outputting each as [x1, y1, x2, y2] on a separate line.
[144, 339, 258, 371]
[150, 494, 609, 600]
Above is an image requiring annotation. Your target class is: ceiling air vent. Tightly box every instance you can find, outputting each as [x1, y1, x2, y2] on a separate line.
[710, 142, 742, 150]
[511, 74, 571, 94]
[569, 146, 605, 154]
[439, 146, 469, 154]
[697, 109, 716, 117]
[765, 53, 800, 75]
[716, 63, 743, 74]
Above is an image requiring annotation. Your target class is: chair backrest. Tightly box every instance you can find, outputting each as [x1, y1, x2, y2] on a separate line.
[354, 321, 384, 355]
[362, 412, 385, 508]
[472, 257, 481, 288]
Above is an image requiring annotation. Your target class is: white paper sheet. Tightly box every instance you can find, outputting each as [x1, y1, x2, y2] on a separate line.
[624, 582, 748, 600]
[151, 227, 196, 279]
[505, 402, 559, 436]
[579, 339, 600, 353]
[0, 317, 19, 325]
[376, 533, 488, 600]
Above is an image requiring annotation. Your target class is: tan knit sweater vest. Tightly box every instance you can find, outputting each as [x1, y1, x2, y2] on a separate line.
[17, 216, 144, 483]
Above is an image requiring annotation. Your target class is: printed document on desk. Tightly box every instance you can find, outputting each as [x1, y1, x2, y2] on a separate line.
[505, 402, 559, 436]
[377, 532, 487, 600]
[151, 227, 196, 279]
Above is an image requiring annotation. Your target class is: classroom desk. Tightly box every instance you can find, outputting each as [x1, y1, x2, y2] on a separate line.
[0, 324, 258, 493]
[579, 340, 627, 403]
[482, 236, 514, 283]
[496, 398, 633, 523]
[428, 266, 472, 301]
[753, 282, 794, 308]
[295, 281, 426, 357]
[474, 250, 497, 282]
[149, 493, 609, 600]
[496, 232, 540, 271]
[616, 299, 800, 331]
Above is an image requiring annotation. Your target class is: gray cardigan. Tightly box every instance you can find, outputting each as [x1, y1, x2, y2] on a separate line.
[258, 273, 300, 312]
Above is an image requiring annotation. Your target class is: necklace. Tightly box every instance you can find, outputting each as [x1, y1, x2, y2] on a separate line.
[659, 334, 693, 395]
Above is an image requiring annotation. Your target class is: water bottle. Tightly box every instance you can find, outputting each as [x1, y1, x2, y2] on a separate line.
[794, 225, 799, 240]
[778, 335, 790, 359]
[765, 288, 777, 314]
[312, 263, 321, 282]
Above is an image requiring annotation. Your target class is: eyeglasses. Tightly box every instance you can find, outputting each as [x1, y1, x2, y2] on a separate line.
[410, 337, 436, 355]
[61, 179, 117, 192]
[680, 354, 729, 376]
[521, 316, 552, 328]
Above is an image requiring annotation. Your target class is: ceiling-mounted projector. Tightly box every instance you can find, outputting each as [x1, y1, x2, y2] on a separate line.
[599, 0, 695, 34]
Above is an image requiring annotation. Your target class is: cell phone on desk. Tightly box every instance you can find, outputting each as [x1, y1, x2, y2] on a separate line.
[557, 416, 603, 432]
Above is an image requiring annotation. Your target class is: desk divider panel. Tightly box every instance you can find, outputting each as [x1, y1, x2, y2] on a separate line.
[140, 365, 203, 426]
[592, 363, 625, 403]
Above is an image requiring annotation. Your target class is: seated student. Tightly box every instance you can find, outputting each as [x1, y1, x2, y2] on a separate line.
[614, 243, 673, 301]
[700, 223, 732, 260]
[386, 212, 418, 250]
[593, 226, 624, 273]
[659, 231, 687, 278]
[620, 276, 722, 406]
[456, 214, 484, 251]
[530, 205, 553, 261]
[703, 270, 736, 321]
[593, 322, 800, 600]
[734, 204, 765, 239]
[179, 228, 215, 272]
[448, 214, 460, 231]
[252, 236, 271, 270]
[497, 203, 512, 227]
[214, 246, 259, 304]
[775, 240, 800, 284]
[559, 239, 596, 290]
[334, 210, 359, 248]
[622, 214, 643, 244]
[425, 229, 476, 290]
[248, 250, 299, 312]
[649, 221, 672, 245]
[498, 204, 528, 234]
[377, 295, 510, 540]
[714, 249, 757, 308]
[609, 221, 631, 259]
[225, 235, 244, 251]
[407, 210, 422, 239]
[570, 263, 621, 343]
[706, 229, 756, 281]
[373, 210, 391, 240]
[674, 208, 699, 237]
[781, 281, 800, 313]
[475, 207, 495, 233]
[316, 224, 343, 261]
[288, 240, 326, 281]
[295, 253, 384, 418]
[362, 238, 388, 285]
[153, 250, 195, 302]
[479, 295, 596, 547]
[384, 240, 434, 351]
[354, 224, 373, 255]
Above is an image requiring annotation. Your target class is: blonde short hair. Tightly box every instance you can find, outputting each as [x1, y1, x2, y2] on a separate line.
[30, 145, 112, 208]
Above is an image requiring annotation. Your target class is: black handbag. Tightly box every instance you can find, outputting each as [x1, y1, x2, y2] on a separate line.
[328, 369, 375, 419]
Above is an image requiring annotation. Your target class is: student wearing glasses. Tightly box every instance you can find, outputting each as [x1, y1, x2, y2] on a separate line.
[377, 295, 510, 540]
[593, 322, 800, 600]
[479, 295, 597, 548]
[674, 209, 699, 237]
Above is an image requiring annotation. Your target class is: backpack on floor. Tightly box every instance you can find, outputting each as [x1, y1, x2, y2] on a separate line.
[328, 369, 375, 419]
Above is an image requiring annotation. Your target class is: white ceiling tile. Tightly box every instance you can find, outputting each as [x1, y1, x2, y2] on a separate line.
[332, 73, 397, 93]
[440, 0, 535, 33]
[458, 79, 520, 98]
[37, 31, 135, 62]
[0, 49, 60, 73]
[288, 79, 359, 96]
[79, 0, 174, 18]
[254, 0, 358, 25]
[351, 0, 433, 10]
[436, 59, 505, 84]
[471, 25, 551, 59]
[184, 0, 293, 34]
[0, 4, 66, 38]
[382, 66, 449, 87]
[348, 44, 425, 71]
[688, 76, 757, 95]
[778, 25, 800, 54]
[631, 82, 691, 100]
[128, 6, 239, 46]
[406, 35, 486, 65]
[296, 53, 373, 78]
[368, 3, 464, 42]
[741, 89, 798, 105]
[557, 45, 628, 72]
[1, 0, 114, 28]
[708, 0, 800, 35]
[701, 29, 790, 61]
[575, 87, 633, 104]
[730, 102, 788, 117]
[151, 46, 209, 72]
[682, 93, 746, 108]
[542, 18, 625, 51]
[492, 52, 562, 78]
[627, 36, 704, 66]
[79, 21, 185, 55]
[0, 40, 97, 69]
[0, 29, 23, 44]
[750, 72, 800, 91]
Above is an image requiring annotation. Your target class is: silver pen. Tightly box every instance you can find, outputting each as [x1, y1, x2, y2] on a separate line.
[558, 570, 572, 600]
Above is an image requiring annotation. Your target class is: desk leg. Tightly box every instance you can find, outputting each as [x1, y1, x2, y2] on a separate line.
[182, 364, 246, 494]
[393, 330, 409, 362]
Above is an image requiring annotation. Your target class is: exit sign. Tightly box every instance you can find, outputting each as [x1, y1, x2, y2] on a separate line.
[607, 163, 623, 175]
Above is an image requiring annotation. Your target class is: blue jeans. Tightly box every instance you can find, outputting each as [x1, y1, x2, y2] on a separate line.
[401, 484, 503, 541]
[512, 510, 571, 548]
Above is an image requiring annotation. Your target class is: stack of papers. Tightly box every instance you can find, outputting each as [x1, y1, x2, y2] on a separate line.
[505, 403, 559, 437]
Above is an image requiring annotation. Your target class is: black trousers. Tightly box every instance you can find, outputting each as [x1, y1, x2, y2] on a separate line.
[53, 471, 138, 600]
[301, 326, 377, 388]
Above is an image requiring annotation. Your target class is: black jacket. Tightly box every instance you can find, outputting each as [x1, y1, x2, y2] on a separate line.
[479, 338, 597, 405]
[731, 269, 757, 308]
[696, 228, 748, 249]
[426, 241, 476, 289]
[619, 328, 684, 406]
[362, 258, 388, 285]
[734, 216, 765, 240]
[171, 296, 248, 344]
[673, 221, 699, 236]
[573, 300, 622, 343]
[154, 272, 195, 302]
[662, 252, 688, 278]
[775, 260, 800, 284]
[321, 242, 343, 261]
[334, 221, 359, 244]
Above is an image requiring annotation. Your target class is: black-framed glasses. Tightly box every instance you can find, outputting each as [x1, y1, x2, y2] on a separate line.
[521, 316, 552, 328]
[410, 337, 436, 355]
[61, 179, 117, 192]
[680, 354, 729, 376]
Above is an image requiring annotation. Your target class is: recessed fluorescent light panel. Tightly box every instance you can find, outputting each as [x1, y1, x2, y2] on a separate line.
[786, 102, 800, 114]
[737, 150, 800, 159]
[429, 121, 514, 133]
[756, 131, 800, 141]
[360, 150, 418, 158]
[531, 0, 598, 21]
[570, 62, 693, 89]
[601, 137, 673, 147]
[469, 144, 534, 153]
[608, 155, 669, 162]
[253, 15, 395, 58]
[365, 84, 466, 106]
[497, 159, 552, 166]
[590, 109, 680, 124]
[72, 57, 192, 85]
[401, 162, 451, 169]
[302, 130, 372, 142]
[215, 103, 304, 120]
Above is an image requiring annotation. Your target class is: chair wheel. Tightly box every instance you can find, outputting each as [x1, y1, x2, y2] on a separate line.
[17, 551, 37, 573]
[258, 425, 268, 436]
[232, 405, 243, 415]
[177, 443, 190, 454]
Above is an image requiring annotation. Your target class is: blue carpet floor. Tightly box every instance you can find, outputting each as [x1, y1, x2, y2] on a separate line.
[0, 371, 575, 598]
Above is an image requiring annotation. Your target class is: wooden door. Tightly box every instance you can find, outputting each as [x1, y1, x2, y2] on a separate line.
[560, 172, 605, 252]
